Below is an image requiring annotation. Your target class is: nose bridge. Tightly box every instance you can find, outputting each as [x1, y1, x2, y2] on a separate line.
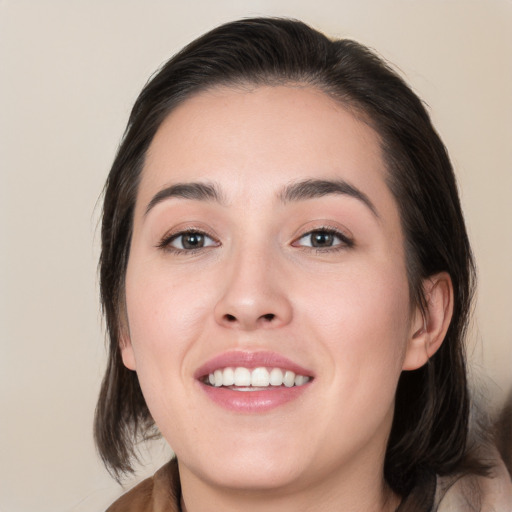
[214, 237, 292, 330]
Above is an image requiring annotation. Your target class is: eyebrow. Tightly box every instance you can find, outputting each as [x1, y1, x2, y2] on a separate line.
[145, 182, 224, 215]
[144, 178, 378, 218]
[279, 179, 379, 217]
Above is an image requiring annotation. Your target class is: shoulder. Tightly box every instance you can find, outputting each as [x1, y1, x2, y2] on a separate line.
[106, 460, 180, 512]
[436, 458, 512, 512]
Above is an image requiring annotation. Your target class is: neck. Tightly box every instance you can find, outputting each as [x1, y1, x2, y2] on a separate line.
[178, 460, 401, 512]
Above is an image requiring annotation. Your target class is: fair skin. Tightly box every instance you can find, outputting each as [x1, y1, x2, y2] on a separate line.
[120, 85, 453, 512]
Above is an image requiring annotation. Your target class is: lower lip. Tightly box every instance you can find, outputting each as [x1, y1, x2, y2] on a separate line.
[199, 382, 311, 413]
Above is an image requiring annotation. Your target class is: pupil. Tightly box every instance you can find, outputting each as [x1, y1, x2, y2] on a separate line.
[312, 232, 333, 247]
[183, 233, 204, 249]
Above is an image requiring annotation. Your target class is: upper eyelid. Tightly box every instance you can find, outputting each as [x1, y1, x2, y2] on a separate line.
[295, 225, 353, 241]
[168, 227, 214, 239]
[161, 225, 218, 240]
[157, 227, 219, 249]
[299, 227, 347, 237]
[155, 224, 353, 249]
[292, 226, 355, 250]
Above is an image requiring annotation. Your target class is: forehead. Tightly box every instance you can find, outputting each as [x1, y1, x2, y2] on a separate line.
[139, 85, 392, 213]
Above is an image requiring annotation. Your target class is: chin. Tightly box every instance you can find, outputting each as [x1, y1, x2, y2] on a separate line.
[194, 456, 307, 491]
[176, 432, 311, 492]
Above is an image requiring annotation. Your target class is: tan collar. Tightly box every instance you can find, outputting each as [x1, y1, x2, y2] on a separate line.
[106, 459, 181, 512]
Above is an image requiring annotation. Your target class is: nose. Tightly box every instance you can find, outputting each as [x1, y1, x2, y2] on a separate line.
[214, 247, 293, 331]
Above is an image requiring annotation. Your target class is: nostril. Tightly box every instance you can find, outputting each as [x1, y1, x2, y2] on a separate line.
[220, 312, 278, 326]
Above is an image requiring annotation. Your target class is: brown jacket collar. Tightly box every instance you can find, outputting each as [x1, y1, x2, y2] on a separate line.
[106, 459, 181, 512]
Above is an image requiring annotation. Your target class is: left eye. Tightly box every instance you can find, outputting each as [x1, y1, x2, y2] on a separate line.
[168, 231, 217, 250]
[295, 230, 348, 248]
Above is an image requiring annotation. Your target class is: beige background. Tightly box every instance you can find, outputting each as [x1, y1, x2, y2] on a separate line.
[1, 1, 511, 511]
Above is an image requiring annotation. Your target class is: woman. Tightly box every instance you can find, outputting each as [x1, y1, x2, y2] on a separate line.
[95, 18, 509, 511]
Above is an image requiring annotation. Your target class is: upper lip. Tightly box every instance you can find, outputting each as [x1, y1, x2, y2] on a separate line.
[194, 350, 314, 379]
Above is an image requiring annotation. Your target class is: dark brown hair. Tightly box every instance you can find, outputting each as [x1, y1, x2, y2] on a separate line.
[95, 17, 477, 495]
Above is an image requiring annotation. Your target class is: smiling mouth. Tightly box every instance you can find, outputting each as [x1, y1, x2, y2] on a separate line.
[201, 366, 312, 390]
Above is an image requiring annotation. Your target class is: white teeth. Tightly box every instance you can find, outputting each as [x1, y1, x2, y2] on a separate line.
[223, 367, 235, 386]
[251, 367, 270, 387]
[234, 367, 251, 386]
[283, 370, 295, 388]
[206, 367, 311, 388]
[214, 369, 223, 387]
[269, 367, 284, 386]
[294, 374, 307, 386]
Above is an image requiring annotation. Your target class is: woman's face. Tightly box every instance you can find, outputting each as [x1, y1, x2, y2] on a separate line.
[122, 85, 422, 494]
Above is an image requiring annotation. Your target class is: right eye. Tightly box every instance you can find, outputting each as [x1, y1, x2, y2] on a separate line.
[159, 230, 219, 252]
[292, 227, 354, 251]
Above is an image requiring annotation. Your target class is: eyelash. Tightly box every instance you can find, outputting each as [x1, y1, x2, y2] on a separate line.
[157, 226, 354, 255]
[157, 228, 219, 254]
[292, 227, 354, 252]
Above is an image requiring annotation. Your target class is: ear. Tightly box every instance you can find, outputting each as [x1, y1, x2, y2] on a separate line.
[402, 272, 454, 371]
[119, 326, 137, 371]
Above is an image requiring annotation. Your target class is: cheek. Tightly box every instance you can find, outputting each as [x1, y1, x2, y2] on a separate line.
[123, 262, 214, 380]
[280, 261, 413, 464]
[123, 266, 217, 433]
[298, 262, 411, 378]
